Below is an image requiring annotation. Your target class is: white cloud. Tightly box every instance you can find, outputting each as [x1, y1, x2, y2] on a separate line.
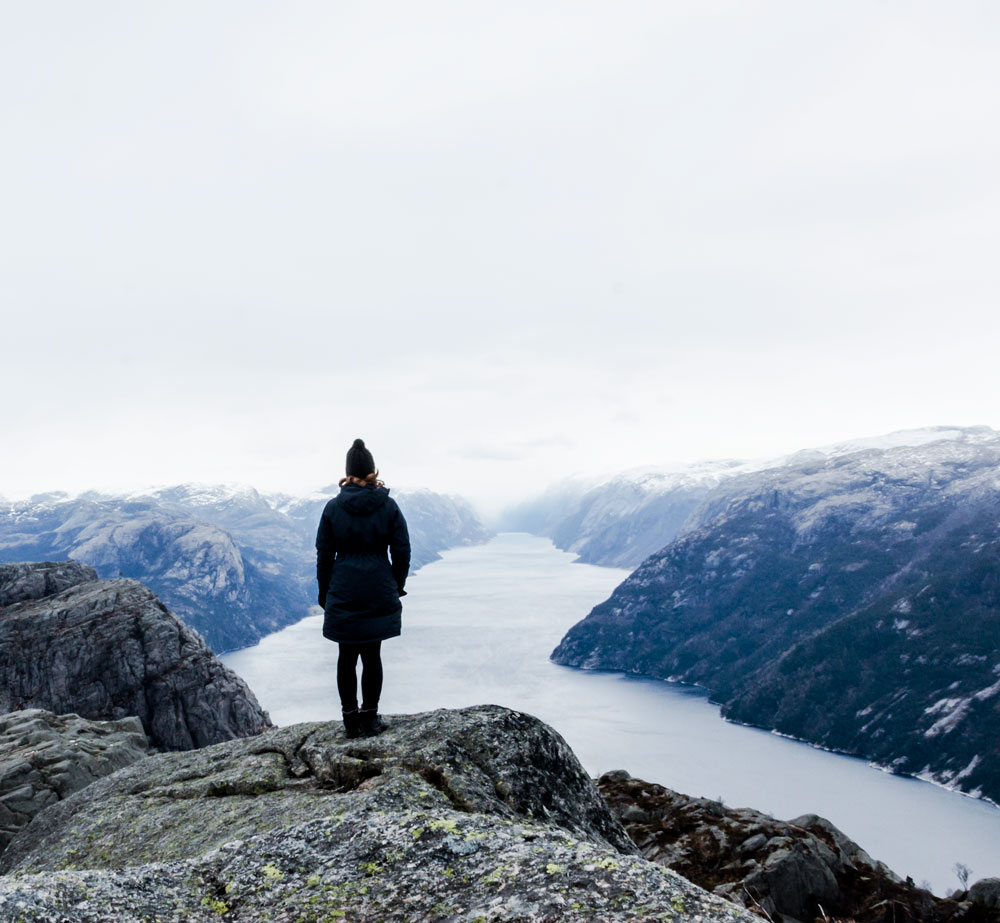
[2, 1, 999, 513]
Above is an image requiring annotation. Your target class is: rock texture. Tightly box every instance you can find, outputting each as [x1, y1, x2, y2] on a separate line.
[0, 709, 148, 856]
[969, 879, 1000, 909]
[0, 483, 492, 652]
[553, 427, 1000, 802]
[599, 771, 1000, 923]
[0, 560, 97, 607]
[0, 570, 271, 750]
[0, 706, 755, 923]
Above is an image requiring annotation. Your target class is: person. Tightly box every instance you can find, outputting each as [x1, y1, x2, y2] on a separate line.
[316, 438, 410, 738]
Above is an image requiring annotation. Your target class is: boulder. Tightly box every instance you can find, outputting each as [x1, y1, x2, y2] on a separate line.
[0, 574, 271, 750]
[0, 709, 148, 856]
[0, 706, 756, 923]
[971, 879, 1000, 908]
[746, 840, 840, 920]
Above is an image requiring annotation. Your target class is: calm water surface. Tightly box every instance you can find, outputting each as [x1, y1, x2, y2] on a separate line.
[222, 533, 999, 895]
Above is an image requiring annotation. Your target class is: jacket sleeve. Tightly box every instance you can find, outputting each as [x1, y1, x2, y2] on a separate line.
[315, 508, 335, 608]
[389, 504, 411, 595]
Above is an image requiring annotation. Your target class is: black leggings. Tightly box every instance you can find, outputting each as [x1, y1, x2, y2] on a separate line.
[337, 641, 383, 712]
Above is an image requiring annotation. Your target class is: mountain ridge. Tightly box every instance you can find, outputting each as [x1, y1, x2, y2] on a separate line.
[0, 482, 491, 652]
[505, 426, 999, 568]
[551, 426, 1000, 804]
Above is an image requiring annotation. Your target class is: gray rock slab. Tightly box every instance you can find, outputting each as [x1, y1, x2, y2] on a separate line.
[0, 705, 757, 923]
[971, 878, 1000, 908]
[0, 561, 97, 607]
[0, 709, 148, 857]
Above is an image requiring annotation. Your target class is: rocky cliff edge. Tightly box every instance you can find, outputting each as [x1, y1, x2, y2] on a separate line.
[598, 771, 1000, 923]
[0, 561, 271, 751]
[0, 705, 755, 923]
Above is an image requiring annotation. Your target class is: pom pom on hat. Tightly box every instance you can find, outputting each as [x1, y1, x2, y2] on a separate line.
[346, 438, 376, 478]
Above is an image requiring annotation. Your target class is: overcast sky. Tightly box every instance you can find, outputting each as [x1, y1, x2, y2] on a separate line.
[3, 2, 999, 515]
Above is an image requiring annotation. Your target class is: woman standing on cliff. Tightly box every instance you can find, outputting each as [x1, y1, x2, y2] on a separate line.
[316, 439, 410, 738]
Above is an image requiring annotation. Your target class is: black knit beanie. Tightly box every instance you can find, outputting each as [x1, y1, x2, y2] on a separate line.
[346, 438, 376, 478]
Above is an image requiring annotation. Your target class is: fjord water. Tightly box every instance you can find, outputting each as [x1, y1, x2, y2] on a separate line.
[222, 533, 999, 895]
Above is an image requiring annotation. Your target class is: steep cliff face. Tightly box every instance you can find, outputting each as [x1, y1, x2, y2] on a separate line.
[0, 706, 755, 923]
[0, 563, 271, 750]
[0, 484, 492, 652]
[553, 427, 1000, 802]
[395, 489, 494, 568]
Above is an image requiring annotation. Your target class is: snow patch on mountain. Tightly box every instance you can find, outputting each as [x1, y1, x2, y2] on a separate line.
[923, 697, 972, 737]
[974, 678, 1000, 702]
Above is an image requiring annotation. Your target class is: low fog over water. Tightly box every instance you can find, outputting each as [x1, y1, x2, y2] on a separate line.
[222, 533, 1000, 896]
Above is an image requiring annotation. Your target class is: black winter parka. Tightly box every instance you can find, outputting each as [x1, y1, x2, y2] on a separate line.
[315, 484, 411, 644]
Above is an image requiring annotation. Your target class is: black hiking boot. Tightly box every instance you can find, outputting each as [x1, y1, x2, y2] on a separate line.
[342, 708, 362, 739]
[359, 708, 387, 737]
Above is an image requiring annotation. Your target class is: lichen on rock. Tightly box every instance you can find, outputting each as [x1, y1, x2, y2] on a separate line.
[0, 706, 756, 923]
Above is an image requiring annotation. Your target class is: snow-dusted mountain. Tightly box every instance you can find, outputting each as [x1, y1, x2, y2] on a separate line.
[501, 460, 746, 568]
[506, 426, 999, 568]
[552, 425, 1000, 802]
[0, 484, 491, 653]
[270, 486, 491, 572]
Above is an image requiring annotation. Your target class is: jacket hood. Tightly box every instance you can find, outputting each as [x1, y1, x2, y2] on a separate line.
[338, 483, 391, 514]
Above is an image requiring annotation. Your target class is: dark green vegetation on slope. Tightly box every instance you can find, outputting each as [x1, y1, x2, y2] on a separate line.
[553, 430, 1000, 803]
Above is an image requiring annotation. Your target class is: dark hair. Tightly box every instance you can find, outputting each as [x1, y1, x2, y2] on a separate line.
[338, 473, 384, 488]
